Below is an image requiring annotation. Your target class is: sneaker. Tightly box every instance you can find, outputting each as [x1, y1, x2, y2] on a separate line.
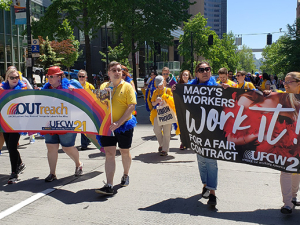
[45, 174, 57, 182]
[160, 151, 168, 156]
[121, 175, 129, 187]
[29, 135, 35, 144]
[292, 198, 300, 206]
[17, 163, 26, 174]
[158, 147, 162, 152]
[75, 162, 83, 176]
[95, 184, 114, 195]
[8, 173, 18, 184]
[281, 206, 292, 214]
[201, 186, 210, 199]
[180, 143, 184, 150]
[207, 194, 217, 206]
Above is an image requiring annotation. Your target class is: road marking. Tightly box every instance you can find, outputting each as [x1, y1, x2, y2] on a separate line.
[136, 105, 145, 108]
[0, 188, 55, 220]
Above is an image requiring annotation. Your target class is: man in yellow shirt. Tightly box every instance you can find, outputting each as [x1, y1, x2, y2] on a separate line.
[217, 68, 237, 88]
[77, 70, 95, 150]
[95, 61, 137, 195]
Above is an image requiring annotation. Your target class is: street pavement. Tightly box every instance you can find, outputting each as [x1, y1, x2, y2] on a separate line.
[0, 97, 299, 225]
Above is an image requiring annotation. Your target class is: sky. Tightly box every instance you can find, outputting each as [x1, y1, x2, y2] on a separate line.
[227, 0, 297, 59]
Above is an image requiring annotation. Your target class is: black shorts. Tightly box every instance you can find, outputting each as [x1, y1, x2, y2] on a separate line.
[100, 128, 134, 149]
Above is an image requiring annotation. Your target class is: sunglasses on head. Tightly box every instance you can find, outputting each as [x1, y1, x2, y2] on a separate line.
[78, 76, 86, 78]
[198, 67, 211, 73]
[9, 76, 20, 80]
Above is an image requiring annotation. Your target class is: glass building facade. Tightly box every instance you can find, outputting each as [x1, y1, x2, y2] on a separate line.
[0, 1, 47, 78]
[204, 0, 227, 38]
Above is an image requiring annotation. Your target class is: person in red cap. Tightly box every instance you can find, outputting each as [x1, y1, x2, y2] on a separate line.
[41, 66, 83, 182]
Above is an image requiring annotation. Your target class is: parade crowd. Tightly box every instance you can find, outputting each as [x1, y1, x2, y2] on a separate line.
[0, 61, 299, 215]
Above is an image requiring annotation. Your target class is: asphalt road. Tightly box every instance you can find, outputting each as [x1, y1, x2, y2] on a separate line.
[0, 97, 299, 225]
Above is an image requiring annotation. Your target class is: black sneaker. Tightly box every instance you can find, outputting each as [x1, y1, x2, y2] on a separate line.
[8, 173, 18, 184]
[281, 206, 292, 214]
[207, 194, 217, 206]
[17, 163, 26, 174]
[201, 187, 210, 199]
[45, 174, 57, 182]
[121, 175, 129, 187]
[292, 198, 300, 206]
[158, 147, 162, 152]
[80, 146, 88, 151]
[95, 184, 114, 195]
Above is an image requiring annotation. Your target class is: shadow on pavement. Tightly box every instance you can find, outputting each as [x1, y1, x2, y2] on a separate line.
[0, 171, 102, 194]
[139, 194, 300, 225]
[168, 147, 195, 155]
[132, 152, 196, 164]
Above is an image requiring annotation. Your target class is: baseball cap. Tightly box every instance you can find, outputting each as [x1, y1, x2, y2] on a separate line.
[155, 75, 164, 87]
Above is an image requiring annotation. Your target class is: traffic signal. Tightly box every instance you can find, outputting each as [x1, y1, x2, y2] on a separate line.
[208, 35, 213, 45]
[267, 34, 272, 45]
[154, 42, 161, 55]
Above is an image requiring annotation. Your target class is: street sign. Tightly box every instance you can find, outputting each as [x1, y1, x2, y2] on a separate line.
[31, 39, 40, 53]
[32, 53, 40, 58]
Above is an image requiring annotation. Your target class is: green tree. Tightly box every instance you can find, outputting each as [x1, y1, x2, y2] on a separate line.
[236, 45, 255, 73]
[31, 0, 110, 83]
[0, 0, 12, 10]
[99, 43, 132, 72]
[108, 0, 192, 86]
[38, 37, 61, 72]
[178, 13, 212, 72]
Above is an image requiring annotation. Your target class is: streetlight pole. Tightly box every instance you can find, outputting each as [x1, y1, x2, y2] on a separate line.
[191, 32, 194, 76]
[26, 0, 32, 83]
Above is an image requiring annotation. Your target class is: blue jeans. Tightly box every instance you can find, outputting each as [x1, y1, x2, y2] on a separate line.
[81, 133, 91, 147]
[197, 154, 218, 190]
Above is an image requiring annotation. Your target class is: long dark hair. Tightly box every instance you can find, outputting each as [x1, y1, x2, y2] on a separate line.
[178, 70, 193, 84]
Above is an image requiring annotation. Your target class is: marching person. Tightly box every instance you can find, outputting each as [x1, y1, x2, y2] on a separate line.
[0, 68, 27, 184]
[162, 67, 177, 88]
[217, 68, 237, 87]
[188, 62, 221, 206]
[95, 61, 137, 195]
[145, 71, 157, 112]
[151, 75, 174, 156]
[78, 69, 94, 150]
[236, 71, 256, 90]
[41, 66, 83, 182]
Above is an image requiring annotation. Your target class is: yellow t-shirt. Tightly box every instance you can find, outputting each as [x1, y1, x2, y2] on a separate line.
[151, 87, 173, 102]
[81, 81, 95, 90]
[237, 82, 255, 90]
[217, 79, 237, 88]
[100, 80, 137, 123]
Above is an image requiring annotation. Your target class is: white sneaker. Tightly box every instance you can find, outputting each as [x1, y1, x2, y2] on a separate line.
[29, 135, 35, 144]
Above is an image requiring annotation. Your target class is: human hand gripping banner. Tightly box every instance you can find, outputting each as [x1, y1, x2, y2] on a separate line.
[0, 89, 112, 136]
[173, 84, 300, 173]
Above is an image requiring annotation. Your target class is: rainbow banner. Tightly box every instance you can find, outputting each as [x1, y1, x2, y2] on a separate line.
[0, 89, 112, 136]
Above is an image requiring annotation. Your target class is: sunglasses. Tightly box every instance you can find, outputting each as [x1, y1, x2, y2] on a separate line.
[9, 76, 20, 80]
[283, 80, 298, 85]
[78, 76, 86, 78]
[198, 67, 211, 73]
[46, 75, 60, 79]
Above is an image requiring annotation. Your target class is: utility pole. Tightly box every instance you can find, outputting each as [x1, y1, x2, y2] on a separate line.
[26, 0, 33, 83]
[191, 32, 194, 76]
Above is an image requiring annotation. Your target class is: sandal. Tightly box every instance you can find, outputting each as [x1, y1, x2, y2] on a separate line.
[160, 151, 168, 156]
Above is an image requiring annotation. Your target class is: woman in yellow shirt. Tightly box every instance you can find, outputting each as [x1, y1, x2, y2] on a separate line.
[236, 71, 256, 90]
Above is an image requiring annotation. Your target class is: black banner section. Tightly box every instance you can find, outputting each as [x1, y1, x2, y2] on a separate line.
[173, 84, 300, 173]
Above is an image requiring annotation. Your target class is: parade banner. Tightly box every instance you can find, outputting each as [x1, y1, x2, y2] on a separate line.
[173, 84, 300, 173]
[0, 89, 112, 136]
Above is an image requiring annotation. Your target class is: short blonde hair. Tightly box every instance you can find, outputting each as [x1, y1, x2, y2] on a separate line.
[218, 68, 228, 75]
[78, 69, 87, 76]
[162, 67, 169, 72]
[5, 68, 19, 82]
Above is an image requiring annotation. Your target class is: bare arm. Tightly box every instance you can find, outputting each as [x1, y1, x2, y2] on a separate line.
[110, 104, 136, 131]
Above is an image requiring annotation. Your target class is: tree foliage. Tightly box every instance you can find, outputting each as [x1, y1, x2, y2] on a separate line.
[0, 0, 12, 11]
[99, 43, 132, 72]
[178, 14, 238, 74]
[108, 0, 192, 85]
[236, 45, 255, 73]
[261, 18, 300, 76]
[38, 37, 62, 72]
